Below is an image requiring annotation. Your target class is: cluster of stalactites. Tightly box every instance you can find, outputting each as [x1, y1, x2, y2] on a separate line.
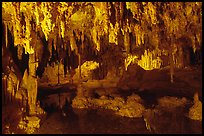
[127, 2, 202, 52]
[2, 2, 202, 60]
[2, 2, 74, 54]
[3, 3, 33, 53]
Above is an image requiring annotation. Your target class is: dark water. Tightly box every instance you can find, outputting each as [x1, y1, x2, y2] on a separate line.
[36, 107, 202, 134]
[36, 87, 202, 134]
[36, 108, 150, 134]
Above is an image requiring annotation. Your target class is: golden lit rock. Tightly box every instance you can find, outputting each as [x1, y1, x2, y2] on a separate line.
[18, 116, 41, 134]
[73, 61, 99, 82]
[188, 92, 202, 121]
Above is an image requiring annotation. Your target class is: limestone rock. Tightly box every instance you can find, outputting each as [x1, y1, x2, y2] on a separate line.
[72, 92, 145, 118]
[35, 101, 46, 115]
[72, 97, 90, 109]
[39, 62, 64, 84]
[188, 92, 202, 121]
[143, 108, 160, 132]
[18, 116, 41, 134]
[157, 96, 188, 109]
[117, 102, 145, 118]
[116, 94, 145, 118]
[99, 95, 108, 100]
[108, 97, 125, 111]
[118, 64, 145, 90]
[73, 61, 99, 82]
[76, 84, 86, 98]
[7, 71, 19, 99]
[95, 88, 119, 98]
[127, 93, 143, 104]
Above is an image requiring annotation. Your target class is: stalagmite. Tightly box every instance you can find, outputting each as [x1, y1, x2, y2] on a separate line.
[27, 54, 38, 115]
[81, 30, 85, 53]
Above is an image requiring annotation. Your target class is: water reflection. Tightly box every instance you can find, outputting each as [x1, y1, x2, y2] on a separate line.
[59, 108, 149, 134]
[37, 88, 201, 134]
[37, 105, 201, 134]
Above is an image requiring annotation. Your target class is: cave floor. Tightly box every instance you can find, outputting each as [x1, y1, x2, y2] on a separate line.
[2, 65, 202, 134]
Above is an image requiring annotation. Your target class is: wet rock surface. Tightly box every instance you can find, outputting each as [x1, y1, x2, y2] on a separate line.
[188, 92, 202, 121]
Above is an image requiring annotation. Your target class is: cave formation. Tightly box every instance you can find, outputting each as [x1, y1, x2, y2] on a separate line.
[2, 2, 202, 134]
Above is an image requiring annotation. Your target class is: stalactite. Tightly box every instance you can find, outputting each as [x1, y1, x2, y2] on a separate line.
[119, 2, 124, 26]
[40, 2, 54, 41]
[78, 54, 81, 80]
[3, 76, 8, 104]
[54, 35, 57, 51]
[17, 46, 23, 60]
[124, 20, 130, 53]
[104, 2, 110, 35]
[81, 30, 85, 53]
[5, 23, 8, 48]
[58, 17, 61, 39]
[58, 60, 60, 84]
[47, 38, 52, 61]
[114, 2, 120, 25]
[34, 2, 39, 28]
[109, 23, 117, 45]
[178, 46, 184, 68]
[169, 51, 174, 83]
[70, 30, 78, 54]
[61, 21, 65, 39]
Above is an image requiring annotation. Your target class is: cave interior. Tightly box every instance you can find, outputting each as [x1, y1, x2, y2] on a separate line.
[2, 2, 202, 134]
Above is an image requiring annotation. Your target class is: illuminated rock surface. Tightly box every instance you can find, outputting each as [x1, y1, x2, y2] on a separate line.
[117, 94, 145, 118]
[18, 116, 41, 134]
[188, 92, 202, 121]
[72, 93, 145, 118]
[73, 61, 99, 82]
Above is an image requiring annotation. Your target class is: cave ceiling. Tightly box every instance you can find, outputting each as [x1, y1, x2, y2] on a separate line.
[2, 2, 202, 70]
